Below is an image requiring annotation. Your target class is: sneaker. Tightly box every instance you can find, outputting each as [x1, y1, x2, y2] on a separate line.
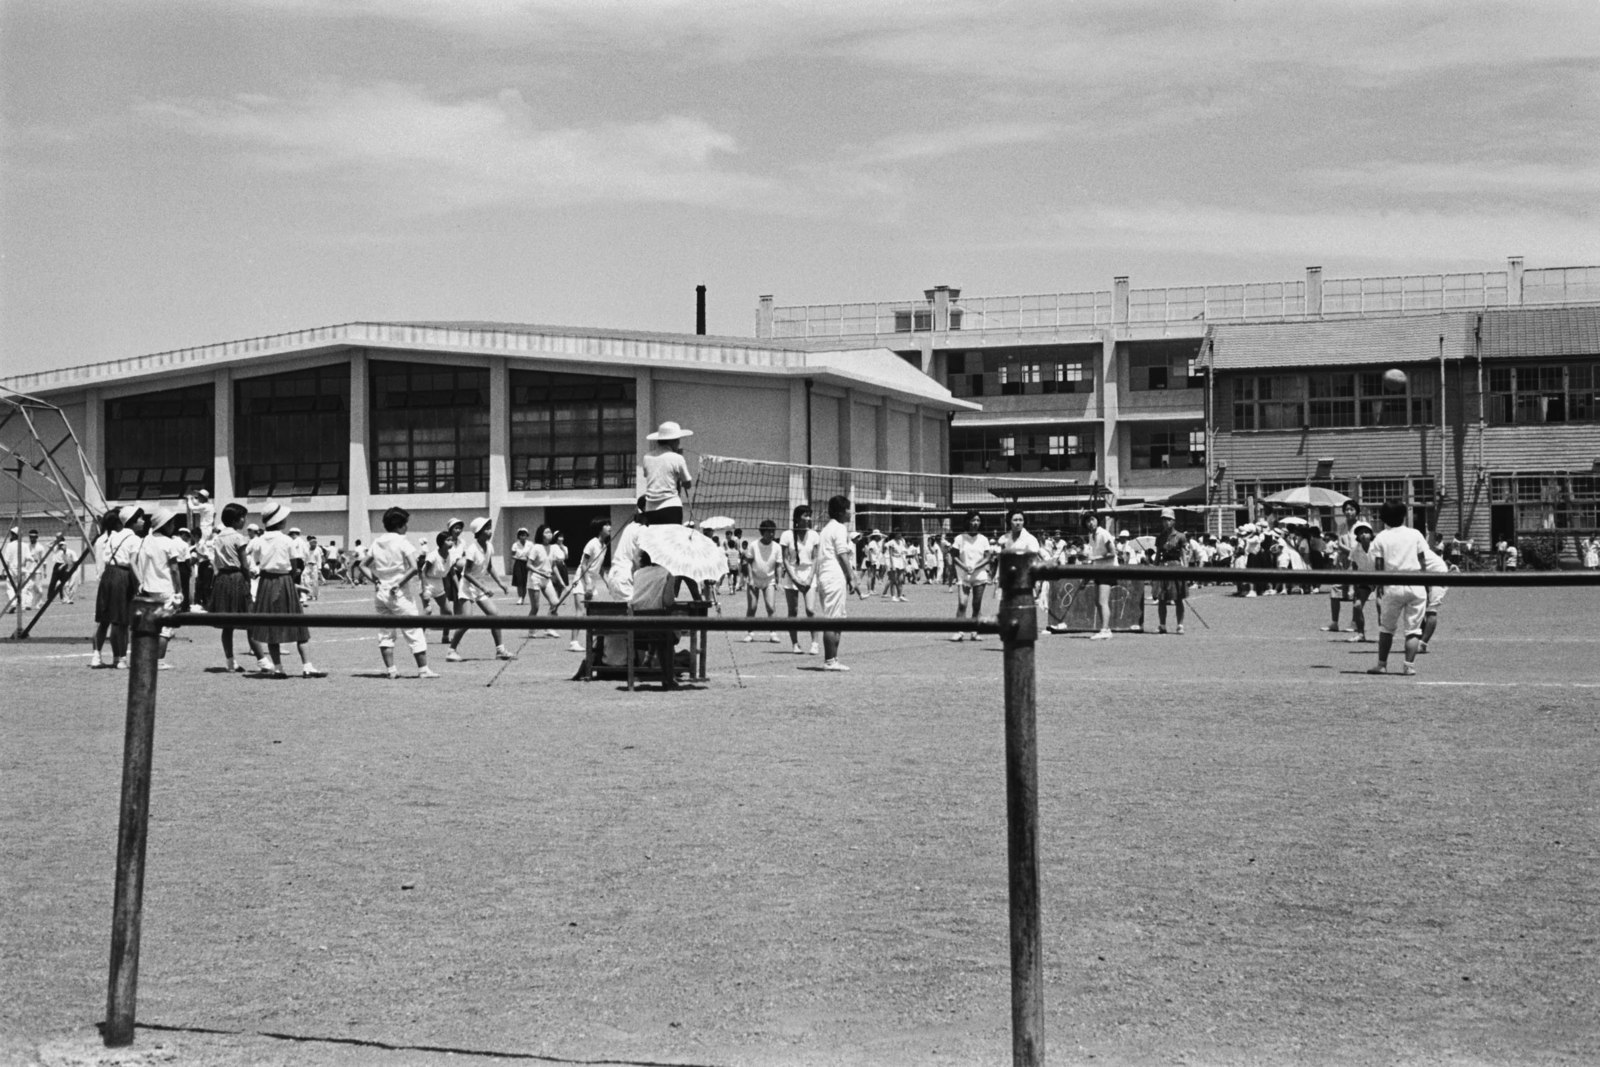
[495, 647, 517, 660]
[1366, 665, 1387, 675]
[385, 667, 399, 680]
[273, 668, 289, 679]
[969, 633, 982, 641]
[446, 650, 464, 662]
[114, 658, 128, 670]
[545, 629, 560, 639]
[1346, 634, 1368, 643]
[417, 667, 441, 679]
[1158, 625, 1168, 634]
[949, 632, 965, 642]
[1320, 624, 1340, 632]
[1089, 630, 1112, 640]
[157, 661, 173, 671]
[228, 661, 247, 673]
[768, 633, 782, 643]
[742, 634, 755, 643]
[1245, 590, 1257, 598]
[808, 642, 820, 656]
[301, 665, 327, 678]
[568, 640, 584, 652]
[822, 660, 850, 671]
[1046, 624, 1068, 634]
[792, 644, 804, 655]
[1400, 663, 1417, 676]
[256, 659, 274, 673]
[88, 652, 103, 668]
[1175, 624, 1184, 635]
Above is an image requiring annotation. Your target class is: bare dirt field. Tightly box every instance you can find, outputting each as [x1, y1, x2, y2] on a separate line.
[2, 580, 1597, 1066]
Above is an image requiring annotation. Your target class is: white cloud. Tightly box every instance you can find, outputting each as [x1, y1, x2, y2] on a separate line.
[1308, 161, 1600, 199]
[861, 122, 1064, 164]
[135, 83, 783, 212]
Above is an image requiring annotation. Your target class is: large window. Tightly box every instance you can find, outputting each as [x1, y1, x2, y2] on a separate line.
[1486, 363, 1598, 425]
[510, 370, 636, 491]
[1233, 370, 1435, 430]
[1490, 473, 1600, 533]
[235, 365, 349, 497]
[947, 349, 1093, 398]
[104, 385, 213, 500]
[950, 427, 1094, 474]
[1129, 346, 1205, 391]
[370, 362, 489, 494]
[1130, 425, 1206, 469]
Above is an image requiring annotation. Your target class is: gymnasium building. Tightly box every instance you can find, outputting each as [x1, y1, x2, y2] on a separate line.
[1, 321, 974, 556]
[760, 259, 1600, 553]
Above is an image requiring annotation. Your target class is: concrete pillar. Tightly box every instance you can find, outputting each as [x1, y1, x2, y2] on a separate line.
[488, 356, 508, 518]
[634, 368, 654, 495]
[1508, 256, 1525, 304]
[757, 295, 775, 339]
[83, 389, 104, 508]
[1306, 266, 1323, 317]
[347, 350, 371, 549]
[1112, 276, 1130, 325]
[838, 390, 854, 469]
[908, 405, 924, 474]
[212, 369, 234, 505]
[1099, 335, 1120, 493]
[875, 400, 889, 473]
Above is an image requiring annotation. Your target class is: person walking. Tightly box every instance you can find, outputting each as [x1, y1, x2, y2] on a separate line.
[524, 524, 562, 639]
[447, 517, 515, 661]
[363, 506, 439, 679]
[90, 508, 141, 669]
[130, 506, 191, 671]
[950, 510, 996, 642]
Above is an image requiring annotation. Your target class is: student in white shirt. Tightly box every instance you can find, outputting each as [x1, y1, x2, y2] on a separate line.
[779, 504, 821, 656]
[568, 517, 612, 653]
[640, 421, 694, 527]
[814, 495, 860, 671]
[130, 506, 191, 671]
[1082, 512, 1118, 639]
[742, 519, 783, 643]
[362, 506, 439, 679]
[950, 510, 996, 642]
[90, 508, 142, 669]
[247, 501, 326, 678]
[1367, 501, 1431, 676]
[447, 517, 515, 662]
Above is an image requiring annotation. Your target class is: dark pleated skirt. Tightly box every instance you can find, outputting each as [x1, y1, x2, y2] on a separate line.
[208, 570, 254, 614]
[249, 573, 309, 645]
[95, 566, 136, 626]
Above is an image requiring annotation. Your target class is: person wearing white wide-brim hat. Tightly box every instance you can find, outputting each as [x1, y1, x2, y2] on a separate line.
[245, 500, 326, 678]
[641, 420, 694, 528]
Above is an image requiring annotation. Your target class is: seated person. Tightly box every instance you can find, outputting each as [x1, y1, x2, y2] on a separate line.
[628, 551, 682, 689]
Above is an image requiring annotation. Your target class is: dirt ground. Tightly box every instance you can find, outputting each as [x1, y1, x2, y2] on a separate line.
[2, 579, 1597, 1066]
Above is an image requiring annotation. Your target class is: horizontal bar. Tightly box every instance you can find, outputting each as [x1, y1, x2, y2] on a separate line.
[1026, 564, 1600, 586]
[167, 613, 1003, 634]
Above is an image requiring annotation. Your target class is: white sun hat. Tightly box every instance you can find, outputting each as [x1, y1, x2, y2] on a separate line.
[646, 420, 694, 441]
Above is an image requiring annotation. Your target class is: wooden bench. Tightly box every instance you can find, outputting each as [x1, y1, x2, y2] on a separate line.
[577, 599, 710, 690]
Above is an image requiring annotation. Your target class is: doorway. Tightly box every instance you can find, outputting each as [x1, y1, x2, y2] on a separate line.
[1490, 504, 1516, 548]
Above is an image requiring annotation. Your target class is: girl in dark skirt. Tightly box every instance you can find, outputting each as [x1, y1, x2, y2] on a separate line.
[510, 527, 532, 605]
[207, 502, 265, 673]
[90, 507, 141, 669]
[246, 501, 325, 678]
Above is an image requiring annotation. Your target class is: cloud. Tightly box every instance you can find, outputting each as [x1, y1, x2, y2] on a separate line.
[1309, 161, 1600, 199]
[860, 122, 1064, 164]
[1040, 200, 1596, 265]
[135, 82, 782, 212]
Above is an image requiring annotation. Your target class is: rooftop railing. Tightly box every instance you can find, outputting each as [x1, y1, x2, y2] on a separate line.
[768, 264, 1600, 340]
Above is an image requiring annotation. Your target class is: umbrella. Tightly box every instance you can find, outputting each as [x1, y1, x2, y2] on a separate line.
[637, 524, 730, 583]
[1277, 515, 1310, 527]
[699, 516, 737, 531]
[1263, 485, 1349, 508]
[1130, 535, 1157, 552]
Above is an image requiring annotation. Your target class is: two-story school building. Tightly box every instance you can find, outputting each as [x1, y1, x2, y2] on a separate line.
[0, 321, 975, 562]
[759, 259, 1600, 549]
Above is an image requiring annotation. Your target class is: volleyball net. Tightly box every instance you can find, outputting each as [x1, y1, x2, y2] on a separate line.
[689, 455, 1103, 536]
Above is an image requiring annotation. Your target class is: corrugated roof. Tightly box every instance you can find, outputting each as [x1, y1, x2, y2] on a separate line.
[1211, 314, 1473, 371]
[1476, 306, 1600, 359]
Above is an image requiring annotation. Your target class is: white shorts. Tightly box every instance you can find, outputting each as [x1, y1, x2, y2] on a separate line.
[1426, 584, 1446, 612]
[1378, 587, 1427, 637]
[376, 589, 427, 653]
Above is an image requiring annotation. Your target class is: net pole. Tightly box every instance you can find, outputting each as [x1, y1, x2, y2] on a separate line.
[105, 600, 162, 1047]
[999, 553, 1044, 1066]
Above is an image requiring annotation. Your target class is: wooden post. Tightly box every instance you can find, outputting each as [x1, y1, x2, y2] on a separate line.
[998, 552, 1044, 1066]
[104, 600, 163, 1046]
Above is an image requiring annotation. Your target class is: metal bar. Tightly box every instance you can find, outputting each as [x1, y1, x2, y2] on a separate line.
[104, 600, 163, 1046]
[999, 554, 1044, 1066]
[162, 612, 1011, 634]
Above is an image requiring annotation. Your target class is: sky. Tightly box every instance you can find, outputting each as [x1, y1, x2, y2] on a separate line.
[2, 0, 1597, 377]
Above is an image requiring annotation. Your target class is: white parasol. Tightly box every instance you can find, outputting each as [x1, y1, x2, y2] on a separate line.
[1263, 485, 1350, 509]
[699, 516, 737, 531]
[636, 523, 730, 583]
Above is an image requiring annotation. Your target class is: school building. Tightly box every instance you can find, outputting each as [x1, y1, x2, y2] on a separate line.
[759, 259, 1600, 551]
[0, 321, 974, 557]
